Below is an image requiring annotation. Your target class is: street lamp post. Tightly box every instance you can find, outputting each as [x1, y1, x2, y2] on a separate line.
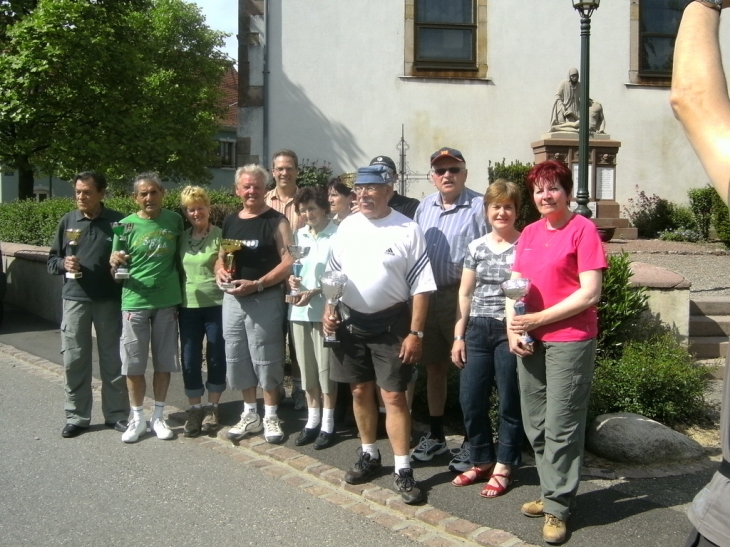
[572, 0, 600, 218]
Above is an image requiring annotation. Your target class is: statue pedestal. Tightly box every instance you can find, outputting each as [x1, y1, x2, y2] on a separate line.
[531, 134, 636, 239]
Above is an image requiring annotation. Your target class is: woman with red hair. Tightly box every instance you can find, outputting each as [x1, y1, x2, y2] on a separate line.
[507, 160, 606, 544]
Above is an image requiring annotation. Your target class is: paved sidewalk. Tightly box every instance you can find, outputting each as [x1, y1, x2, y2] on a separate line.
[0, 306, 723, 547]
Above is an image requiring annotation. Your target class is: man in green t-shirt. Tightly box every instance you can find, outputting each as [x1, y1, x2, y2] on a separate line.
[111, 173, 183, 443]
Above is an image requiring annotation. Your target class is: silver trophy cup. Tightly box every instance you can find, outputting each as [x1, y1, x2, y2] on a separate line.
[111, 222, 133, 280]
[501, 278, 534, 345]
[286, 245, 311, 304]
[320, 271, 348, 348]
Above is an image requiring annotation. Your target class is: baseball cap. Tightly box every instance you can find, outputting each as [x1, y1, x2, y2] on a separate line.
[430, 147, 466, 165]
[369, 155, 397, 172]
[354, 165, 394, 185]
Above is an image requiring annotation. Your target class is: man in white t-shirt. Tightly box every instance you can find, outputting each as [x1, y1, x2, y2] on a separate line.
[323, 165, 436, 504]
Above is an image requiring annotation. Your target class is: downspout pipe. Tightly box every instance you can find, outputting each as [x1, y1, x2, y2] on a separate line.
[262, 0, 269, 166]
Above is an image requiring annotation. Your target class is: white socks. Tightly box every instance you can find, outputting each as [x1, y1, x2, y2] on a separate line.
[244, 402, 257, 415]
[305, 407, 321, 430]
[151, 401, 165, 421]
[394, 455, 411, 474]
[321, 408, 335, 434]
[131, 406, 144, 422]
[264, 404, 278, 419]
[362, 443, 380, 460]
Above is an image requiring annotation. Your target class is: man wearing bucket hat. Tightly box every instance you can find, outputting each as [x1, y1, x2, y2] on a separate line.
[413, 147, 487, 466]
[324, 164, 436, 504]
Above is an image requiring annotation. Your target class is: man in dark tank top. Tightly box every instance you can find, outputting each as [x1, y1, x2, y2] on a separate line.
[216, 164, 294, 445]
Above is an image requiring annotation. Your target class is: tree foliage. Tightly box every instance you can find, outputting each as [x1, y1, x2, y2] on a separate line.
[0, 0, 229, 198]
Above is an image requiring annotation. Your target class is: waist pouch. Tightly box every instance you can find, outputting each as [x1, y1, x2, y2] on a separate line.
[720, 458, 730, 480]
[340, 301, 409, 340]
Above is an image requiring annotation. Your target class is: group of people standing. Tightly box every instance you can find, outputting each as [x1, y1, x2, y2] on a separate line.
[48, 146, 606, 540]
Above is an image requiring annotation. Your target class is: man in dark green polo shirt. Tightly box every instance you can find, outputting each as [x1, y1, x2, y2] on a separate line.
[48, 171, 130, 438]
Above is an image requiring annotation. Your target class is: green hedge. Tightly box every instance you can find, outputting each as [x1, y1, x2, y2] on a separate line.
[0, 188, 241, 246]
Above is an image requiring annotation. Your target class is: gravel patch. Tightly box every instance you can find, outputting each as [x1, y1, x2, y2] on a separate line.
[606, 239, 730, 296]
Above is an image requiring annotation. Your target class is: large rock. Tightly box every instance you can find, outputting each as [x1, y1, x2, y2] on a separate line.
[586, 412, 704, 464]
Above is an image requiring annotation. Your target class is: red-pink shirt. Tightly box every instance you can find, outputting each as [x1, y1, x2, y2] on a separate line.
[511, 213, 607, 342]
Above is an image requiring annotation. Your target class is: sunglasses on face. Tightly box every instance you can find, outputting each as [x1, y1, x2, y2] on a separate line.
[432, 167, 465, 176]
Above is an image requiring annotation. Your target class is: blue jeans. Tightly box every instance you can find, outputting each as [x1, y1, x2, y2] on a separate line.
[179, 306, 227, 398]
[459, 316, 523, 466]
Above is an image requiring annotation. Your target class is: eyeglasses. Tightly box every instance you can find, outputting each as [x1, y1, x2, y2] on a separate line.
[432, 167, 465, 176]
[353, 185, 385, 195]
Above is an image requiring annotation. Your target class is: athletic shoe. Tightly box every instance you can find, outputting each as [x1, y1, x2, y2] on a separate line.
[227, 411, 263, 441]
[344, 448, 382, 484]
[410, 433, 448, 462]
[292, 387, 307, 411]
[543, 514, 567, 544]
[121, 417, 147, 443]
[448, 441, 472, 473]
[183, 407, 204, 438]
[263, 416, 285, 444]
[200, 405, 219, 432]
[394, 468, 424, 504]
[150, 416, 173, 440]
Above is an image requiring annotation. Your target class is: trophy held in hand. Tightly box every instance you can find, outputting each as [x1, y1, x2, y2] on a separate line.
[65, 229, 83, 279]
[111, 222, 133, 280]
[320, 271, 348, 348]
[286, 245, 310, 304]
[501, 278, 534, 348]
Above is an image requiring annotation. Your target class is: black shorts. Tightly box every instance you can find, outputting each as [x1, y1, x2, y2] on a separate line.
[329, 305, 412, 392]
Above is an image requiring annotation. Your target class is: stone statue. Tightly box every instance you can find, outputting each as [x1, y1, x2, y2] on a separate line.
[547, 68, 607, 135]
[550, 68, 580, 132]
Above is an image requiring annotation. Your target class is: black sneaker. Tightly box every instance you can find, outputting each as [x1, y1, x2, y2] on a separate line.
[394, 468, 423, 504]
[344, 448, 382, 484]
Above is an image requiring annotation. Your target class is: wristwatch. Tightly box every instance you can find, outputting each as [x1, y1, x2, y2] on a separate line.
[256, 279, 264, 292]
[696, 0, 722, 12]
[409, 330, 424, 339]
[454, 336, 465, 341]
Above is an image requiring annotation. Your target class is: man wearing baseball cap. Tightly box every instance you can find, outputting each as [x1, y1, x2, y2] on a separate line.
[369, 155, 420, 220]
[324, 164, 436, 504]
[412, 147, 487, 464]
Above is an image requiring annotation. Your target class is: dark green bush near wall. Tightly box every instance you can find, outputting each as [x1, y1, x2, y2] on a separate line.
[590, 329, 705, 426]
[0, 188, 241, 246]
[488, 159, 539, 230]
[688, 186, 715, 240]
[711, 188, 730, 244]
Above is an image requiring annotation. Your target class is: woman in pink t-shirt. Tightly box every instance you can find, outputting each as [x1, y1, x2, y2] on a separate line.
[507, 160, 606, 544]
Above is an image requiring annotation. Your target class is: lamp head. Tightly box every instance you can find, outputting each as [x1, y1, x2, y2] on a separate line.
[572, 0, 599, 16]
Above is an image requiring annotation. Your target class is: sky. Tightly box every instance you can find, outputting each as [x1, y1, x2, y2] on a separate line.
[190, 0, 238, 64]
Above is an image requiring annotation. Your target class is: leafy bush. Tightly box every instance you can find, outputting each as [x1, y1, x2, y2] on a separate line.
[711, 188, 730, 245]
[0, 187, 242, 246]
[659, 228, 703, 242]
[623, 187, 676, 238]
[590, 329, 705, 426]
[488, 159, 540, 230]
[670, 204, 698, 231]
[596, 252, 649, 361]
[688, 186, 714, 239]
[296, 160, 333, 188]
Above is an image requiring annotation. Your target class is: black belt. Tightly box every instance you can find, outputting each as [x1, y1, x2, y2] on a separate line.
[720, 458, 730, 480]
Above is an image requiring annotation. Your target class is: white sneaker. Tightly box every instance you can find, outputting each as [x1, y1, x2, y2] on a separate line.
[448, 441, 472, 473]
[227, 411, 263, 441]
[410, 432, 448, 461]
[121, 417, 148, 443]
[263, 416, 284, 444]
[150, 416, 173, 440]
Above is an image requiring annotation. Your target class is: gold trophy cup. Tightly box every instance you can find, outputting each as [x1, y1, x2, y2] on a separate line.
[220, 239, 243, 290]
[65, 229, 83, 279]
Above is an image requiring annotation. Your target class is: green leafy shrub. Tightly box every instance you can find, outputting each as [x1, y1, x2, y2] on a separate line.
[488, 159, 540, 230]
[590, 329, 705, 426]
[0, 188, 242, 246]
[711, 188, 730, 244]
[296, 160, 333, 188]
[670, 204, 698, 231]
[688, 186, 715, 239]
[659, 228, 703, 242]
[623, 187, 676, 238]
[597, 252, 649, 361]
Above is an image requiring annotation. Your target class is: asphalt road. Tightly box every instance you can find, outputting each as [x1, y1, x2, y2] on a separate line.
[0, 305, 719, 547]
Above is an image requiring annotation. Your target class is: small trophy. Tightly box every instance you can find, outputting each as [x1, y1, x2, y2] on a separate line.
[286, 245, 310, 304]
[501, 278, 533, 345]
[320, 271, 348, 348]
[111, 222, 133, 280]
[65, 229, 83, 279]
[220, 239, 243, 290]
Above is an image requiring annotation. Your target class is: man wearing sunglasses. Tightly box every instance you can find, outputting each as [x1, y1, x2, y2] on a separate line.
[412, 147, 487, 465]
